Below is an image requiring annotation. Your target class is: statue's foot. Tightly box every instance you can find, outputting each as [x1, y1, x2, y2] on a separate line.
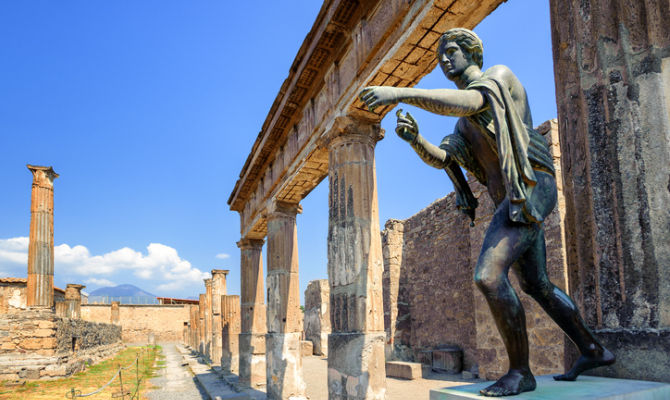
[553, 348, 615, 381]
[480, 369, 536, 397]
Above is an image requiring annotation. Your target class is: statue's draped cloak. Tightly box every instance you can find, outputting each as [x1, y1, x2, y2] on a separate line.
[439, 75, 555, 224]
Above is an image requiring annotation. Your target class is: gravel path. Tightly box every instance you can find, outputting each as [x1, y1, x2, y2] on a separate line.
[146, 343, 209, 400]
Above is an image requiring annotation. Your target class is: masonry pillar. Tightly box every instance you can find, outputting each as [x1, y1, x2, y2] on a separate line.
[265, 201, 306, 399]
[222, 294, 241, 374]
[110, 301, 120, 325]
[26, 165, 59, 308]
[237, 238, 266, 389]
[210, 269, 228, 366]
[190, 304, 199, 349]
[204, 278, 213, 360]
[199, 294, 206, 354]
[326, 116, 386, 399]
[550, 0, 670, 382]
[65, 284, 85, 319]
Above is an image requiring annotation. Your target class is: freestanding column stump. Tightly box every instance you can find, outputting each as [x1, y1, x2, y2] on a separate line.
[266, 201, 306, 400]
[110, 301, 120, 325]
[26, 164, 59, 308]
[65, 284, 85, 319]
[238, 238, 267, 389]
[326, 116, 386, 400]
[221, 294, 241, 374]
[210, 269, 229, 366]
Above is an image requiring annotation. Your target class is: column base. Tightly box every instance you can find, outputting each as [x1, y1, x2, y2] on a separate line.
[266, 332, 307, 400]
[239, 333, 266, 389]
[222, 332, 240, 375]
[328, 332, 386, 400]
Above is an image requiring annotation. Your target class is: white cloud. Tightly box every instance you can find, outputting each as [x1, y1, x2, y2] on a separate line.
[0, 236, 209, 293]
[85, 277, 116, 287]
[215, 253, 230, 260]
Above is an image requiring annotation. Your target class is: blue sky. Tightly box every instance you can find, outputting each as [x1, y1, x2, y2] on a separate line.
[0, 1, 556, 302]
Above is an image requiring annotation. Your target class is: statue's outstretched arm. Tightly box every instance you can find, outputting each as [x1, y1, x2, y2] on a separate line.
[360, 86, 484, 116]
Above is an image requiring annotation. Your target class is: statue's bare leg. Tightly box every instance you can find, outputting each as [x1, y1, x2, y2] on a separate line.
[512, 230, 615, 381]
[474, 199, 539, 397]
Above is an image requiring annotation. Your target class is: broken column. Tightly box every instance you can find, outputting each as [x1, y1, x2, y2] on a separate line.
[26, 165, 59, 308]
[199, 293, 206, 354]
[65, 284, 85, 319]
[110, 301, 120, 325]
[265, 201, 306, 399]
[304, 279, 330, 356]
[237, 238, 266, 389]
[204, 278, 213, 360]
[210, 269, 229, 366]
[222, 294, 241, 374]
[326, 116, 386, 399]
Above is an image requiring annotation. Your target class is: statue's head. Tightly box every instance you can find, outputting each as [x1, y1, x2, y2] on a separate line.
[437, 28, 483, 80]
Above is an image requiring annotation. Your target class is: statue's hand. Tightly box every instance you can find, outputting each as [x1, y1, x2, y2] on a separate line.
[395, 109, 418, 142]
[359, 86, 398, 112]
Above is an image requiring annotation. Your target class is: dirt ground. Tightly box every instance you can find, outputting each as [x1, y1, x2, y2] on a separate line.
[302, 355, 478, 400]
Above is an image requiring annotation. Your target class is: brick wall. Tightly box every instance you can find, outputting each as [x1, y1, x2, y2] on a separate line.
[81, 304, 191, 343]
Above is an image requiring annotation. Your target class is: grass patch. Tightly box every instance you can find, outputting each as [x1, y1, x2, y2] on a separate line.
[0, 345, 162, 400]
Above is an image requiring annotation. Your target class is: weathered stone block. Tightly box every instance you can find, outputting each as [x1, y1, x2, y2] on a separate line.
[432, 347, 463, 374]
[385, 361, 422, 380]
[266, 332, 306, 399]
[327, 332, 386, 399]
[300, 340, 313, 356]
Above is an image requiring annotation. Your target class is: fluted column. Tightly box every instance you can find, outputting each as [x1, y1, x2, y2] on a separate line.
[26, 165, 59, 308]
[221, 294, 241, 374]
[65, 284, 85, 319]
[211, 269, 229, 366]
[237, 238, 266, 389]
[204, 278, 213, 360]
[199, 294, 206, 354]
[326, 116, 386, 400]
[265, 201, 306, 399]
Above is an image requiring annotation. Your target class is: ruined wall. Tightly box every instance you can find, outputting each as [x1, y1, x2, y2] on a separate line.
[549, 0, 670, 383]
[303, 279, 330, 356]
[383, 121, 571, 378]
[0, 280, 65, 314]
[81, 304, 190, 343]
[0, 309, 122, 381]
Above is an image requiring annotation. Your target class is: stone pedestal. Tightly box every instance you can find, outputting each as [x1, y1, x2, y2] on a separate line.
[222, 294, 241, 374]
[110, 301, 120, 325]
[326, 116, 386, 399]
[238, 238, 266, 389]
[304, 279, 330, 356]
[64, 284, 85, 319]
[210, 269, 229, 366]
[26, 165, 59, 308]
[265, 201, 306, 399]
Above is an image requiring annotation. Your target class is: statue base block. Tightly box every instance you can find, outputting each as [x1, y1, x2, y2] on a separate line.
[429, 375, 670, 399]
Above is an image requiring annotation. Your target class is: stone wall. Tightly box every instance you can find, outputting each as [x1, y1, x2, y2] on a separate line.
[0, 309, 122, 381]
[0, 279, 65, 314]
[303, 279, 330, 356]
[81, 304, 191, 343]
[382, 120, 572, 379]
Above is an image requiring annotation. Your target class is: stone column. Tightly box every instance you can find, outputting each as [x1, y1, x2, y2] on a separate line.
[326, 116, 386, 399]
[110, 301, 120, 325]
[265, 201, 306, 399]
[190, 304, 199, 349]
[304, 279, 331, 356]
[204, 278, 213, 360]
[222, 294, 241, 374]
[65, 284, 85, 319]
[199, 294, 206, 354]
[237, 238, 266, 389]
[211, 269, 229, 366]
[550, 0, 670, 382]
[26, 165, 59, 308]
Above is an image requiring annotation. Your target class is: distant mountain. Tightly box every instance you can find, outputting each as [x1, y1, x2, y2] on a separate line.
[89, 284, 156, 298]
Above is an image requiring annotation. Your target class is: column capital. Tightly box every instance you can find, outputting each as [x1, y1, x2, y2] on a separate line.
[237, 238, 265, 250]
[27, 164, 59, 187]
[211, 269, 230, 276]
[204, 278, 212, 287]
[323, 115, 385, 149]
[266, 200, 302, 219]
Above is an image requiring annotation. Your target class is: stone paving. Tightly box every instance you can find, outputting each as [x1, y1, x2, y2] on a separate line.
[146, 343, 209, 400]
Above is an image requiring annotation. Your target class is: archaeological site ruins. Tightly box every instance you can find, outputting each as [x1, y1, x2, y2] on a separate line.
[2, 0, 669, 399]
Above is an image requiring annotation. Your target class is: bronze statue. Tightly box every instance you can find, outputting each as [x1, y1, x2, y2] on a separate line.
[360, 28, 615, 397]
